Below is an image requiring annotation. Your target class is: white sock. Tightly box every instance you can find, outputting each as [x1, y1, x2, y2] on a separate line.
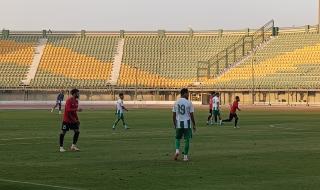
[71, 144, 76, 147]
[176, 149, 179, 154]
[184, 155, 188, 159]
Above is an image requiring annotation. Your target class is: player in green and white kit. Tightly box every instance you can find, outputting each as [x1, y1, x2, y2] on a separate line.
[213, 92, 222, 126]
[112, 93, 129, 130]
[172, 88, 196, 161]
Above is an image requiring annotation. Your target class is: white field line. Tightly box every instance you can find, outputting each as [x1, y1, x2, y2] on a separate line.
[269, 124, 303, 131]
[0, 178, 83, 190]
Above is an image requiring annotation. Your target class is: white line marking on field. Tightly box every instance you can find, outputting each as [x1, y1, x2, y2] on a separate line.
[269, 124, 303, 131]
[0, 178, 82, 190]
[0, 137, 51, 141]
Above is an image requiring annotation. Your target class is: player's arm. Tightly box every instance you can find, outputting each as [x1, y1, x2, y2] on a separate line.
[190, 112, 196, 132]
[122, 106, 128, 111]
[236, 103, 241, 111]
[172, 112, 177, 129]
[190, 102, 196, 132]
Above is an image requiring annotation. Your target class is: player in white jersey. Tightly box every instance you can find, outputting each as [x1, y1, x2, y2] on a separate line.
[112, 93, 129, 130]
[213, 92, 222, 126]
[172, 88, 196, 161]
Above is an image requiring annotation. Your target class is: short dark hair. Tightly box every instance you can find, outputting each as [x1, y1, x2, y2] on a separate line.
[212, 91, 216, 95]
[215, 92, 220, 96]
[180, 88, 189, 96]
[119, 93, 124, 96]
[235, 96, 240, 100]
[70, 89, 79, 95]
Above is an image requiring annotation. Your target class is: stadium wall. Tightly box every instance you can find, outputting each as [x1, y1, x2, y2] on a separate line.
[0, 89, 319, 106]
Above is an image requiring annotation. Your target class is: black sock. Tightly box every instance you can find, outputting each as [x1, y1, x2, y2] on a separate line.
[73, 131, 80, 144]
[214, 115, 217, 123]
[59, 133, 65, 147]
[207, 115, 211, 121]
[235, 118, 238, 126]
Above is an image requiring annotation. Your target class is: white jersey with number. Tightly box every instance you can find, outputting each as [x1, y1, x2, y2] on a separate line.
[213, 96, 220, 110]
[116, 99, 124, 113]
[172, 98, 194, 128]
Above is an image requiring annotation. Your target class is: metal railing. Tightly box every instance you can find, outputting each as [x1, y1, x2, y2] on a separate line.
[197, 20, 274, 80]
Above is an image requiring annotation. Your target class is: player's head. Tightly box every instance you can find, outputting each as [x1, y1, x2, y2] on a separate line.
[235, 96, 240, 102]
[215, 92, 220, 97]
[119, 93, 124, 100]
[60, 90, 64, 94]
[211, 91, 215, 96]
[70, 89, 80, 99]
[180, 88, 189, 99]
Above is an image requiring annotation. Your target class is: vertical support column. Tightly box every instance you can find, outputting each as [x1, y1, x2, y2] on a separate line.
[225, 49, 228, 68]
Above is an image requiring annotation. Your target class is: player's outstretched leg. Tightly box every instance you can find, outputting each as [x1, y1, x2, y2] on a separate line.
[183, 138, 190, 161]
[112, 119, 120, 130]
[58, 103, 62, 114]
[51, 103, 58, 112]
[121, 118, 129, 129]
[71, 129, 80, 151]
[207, 114, 212, 125]
[234, 115, 239, 128]
[59, 131, 66, 152]
[174, 139, 180, 160]
[222, 113, 233, 123]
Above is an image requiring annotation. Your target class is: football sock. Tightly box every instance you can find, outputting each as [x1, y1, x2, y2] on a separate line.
[73, 131, 80, 144]
[207, 115, 211, 121]
[59, 133, 65, 147]
[114, 119, 120, 126]
[121, 118, 126, 126]
[214, 115, 218, 123]
[235, 117, 238, 127]
[175, 139, 180, 150]
[184, 138, 190, 155]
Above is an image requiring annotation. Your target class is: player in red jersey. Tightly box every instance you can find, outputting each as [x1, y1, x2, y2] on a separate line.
[222, 96, 241, 128]
[59, 89, 82, 152]
[206, 92, 215, 125]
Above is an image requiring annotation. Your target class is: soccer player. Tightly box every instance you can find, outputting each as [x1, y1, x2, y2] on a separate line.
[222, 96, 241, 128]
[51, 90, 64, 114]
[112, 93, 129, 130]
[173, 88, 196, 161]
[59, 89, 82, 152]
[206, 92, 214, 125]
[213, 92, 222, 126]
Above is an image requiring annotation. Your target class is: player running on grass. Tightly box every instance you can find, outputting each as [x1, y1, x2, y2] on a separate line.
[59, 89, 82, 152]
[207, 92, 215, 125]
[213, 92, 223, 126]
[222, 96, 241, 128]
[112, 93, 129, 130]
[173, 88, 196, 161]
[51, 90, 64, 114]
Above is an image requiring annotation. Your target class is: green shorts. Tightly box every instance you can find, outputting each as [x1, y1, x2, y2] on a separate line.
[175, 128, 192, 139]
[213, 110, 220, 116]
[117, 112, 124, 120]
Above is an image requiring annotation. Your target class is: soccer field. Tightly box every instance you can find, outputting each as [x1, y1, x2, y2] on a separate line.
[0, 108, 320, 190]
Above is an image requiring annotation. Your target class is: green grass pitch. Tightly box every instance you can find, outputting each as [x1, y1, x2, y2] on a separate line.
[0, 108, 320, 190]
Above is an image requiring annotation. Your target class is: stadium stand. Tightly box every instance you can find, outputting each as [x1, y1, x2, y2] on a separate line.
[1, 27, 320, 91]
[119, 34, 245, 88]
[30, 36, 119, 88]
[211, 32, 320, 89]
[0, 36, 38, 88]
